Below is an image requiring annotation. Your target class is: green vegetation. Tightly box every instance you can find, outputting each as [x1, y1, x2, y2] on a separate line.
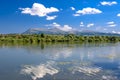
[0, 34, 120, 44]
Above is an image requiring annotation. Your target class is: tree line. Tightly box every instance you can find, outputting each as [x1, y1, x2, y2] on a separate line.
[0, 33, 120, 44]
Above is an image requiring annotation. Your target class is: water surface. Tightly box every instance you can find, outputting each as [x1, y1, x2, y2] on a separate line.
[0, 43, 120, 80]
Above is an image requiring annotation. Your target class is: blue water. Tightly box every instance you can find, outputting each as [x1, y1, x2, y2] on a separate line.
[0, 43, 120, 80]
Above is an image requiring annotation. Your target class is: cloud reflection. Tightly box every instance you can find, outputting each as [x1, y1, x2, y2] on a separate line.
[102, 75, 117, 80]
[72, 65, 101, 76]
[48, 47, 72, 60]
[21, 61, 59, 80]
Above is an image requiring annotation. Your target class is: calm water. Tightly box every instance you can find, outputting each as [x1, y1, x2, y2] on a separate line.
[0, 43, 120, 80]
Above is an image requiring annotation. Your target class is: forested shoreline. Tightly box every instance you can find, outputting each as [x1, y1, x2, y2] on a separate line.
[0, 34, 120, 44]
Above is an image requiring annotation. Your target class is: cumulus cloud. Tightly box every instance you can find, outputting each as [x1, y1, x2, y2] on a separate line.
[74, 7, 102, 16]
[46, 22, 73, 31]
[87, 23, 94, 28]
[62, 25, 72, 31]
[21, 61, 59, 80]
[70, 7, 75, 10]
[117, 13, 120, 17]
[100, 1, 117, 6]
[107, 21, 116, 27]
[19, 3, 59, 20]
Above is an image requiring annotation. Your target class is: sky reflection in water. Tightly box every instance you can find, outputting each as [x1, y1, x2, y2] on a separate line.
[21, 61, 59, 80]
[0, 43, 120, 80]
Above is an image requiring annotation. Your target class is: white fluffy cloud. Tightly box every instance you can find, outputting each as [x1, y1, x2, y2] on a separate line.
[62, 25, 72, 31]
[87, 23, 94, 28]
[74, 7, 102, 16]
[117, 13, 120, 17]
[19, 3, 59, 20]
[100, 1, 117, 6]
[46, 22, 73, 31]
[70, 7, 75, 10]
[107, 21, 116, 27]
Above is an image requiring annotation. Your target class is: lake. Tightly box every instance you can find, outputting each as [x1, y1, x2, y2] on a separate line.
[0, 42, 120, 80]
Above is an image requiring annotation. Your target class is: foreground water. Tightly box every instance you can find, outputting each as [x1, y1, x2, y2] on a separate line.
[0, 42, 120, 80]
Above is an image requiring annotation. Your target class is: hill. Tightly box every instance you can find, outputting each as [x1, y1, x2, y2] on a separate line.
[23, 28, 120, 36]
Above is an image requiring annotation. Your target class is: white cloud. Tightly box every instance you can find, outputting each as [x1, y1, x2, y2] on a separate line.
[117, 13, 120, 17]
[46, 22, 73, 32]
[52, 22, 61, 27]
[19, 3, 59, 20]
[21, 61, 59, 80]
[73, 14, 80, 16]
[107, 21, 114, 25]
[100, 1, 117, 6]
[112, 31, 120, 34]
[95, 26, 108, 32]
[46, 16, 57, 20]
[87, 23, 94, 28]
[46, 22, 61, 27]
[109, 24, 116, 27]
[70, 7, 75, 10]
[62, 25, 72, 31]
[117, 32, 120, 34]
[80, 22, 94, 28]
[80, 22, 84, 27]
[107, 21, 116, 27]
[112, 30, 116, 33]
[74, 7, 102, 16]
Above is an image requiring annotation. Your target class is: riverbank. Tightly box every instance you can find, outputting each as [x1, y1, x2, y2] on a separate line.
[0, 34, 120, 44]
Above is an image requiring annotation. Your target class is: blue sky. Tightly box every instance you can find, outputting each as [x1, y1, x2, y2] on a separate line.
[0, 0, 120, 33]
